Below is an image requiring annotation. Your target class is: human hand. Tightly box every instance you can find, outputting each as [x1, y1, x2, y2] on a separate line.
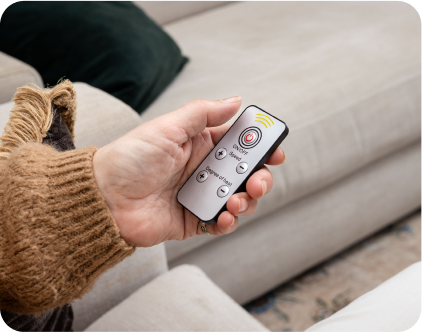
[93, 97, 285, 247]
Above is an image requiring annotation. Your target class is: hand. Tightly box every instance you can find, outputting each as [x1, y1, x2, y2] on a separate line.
[93, 97, 285, 247]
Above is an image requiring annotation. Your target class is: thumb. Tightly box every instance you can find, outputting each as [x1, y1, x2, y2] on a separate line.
[158, 97, 241, 143]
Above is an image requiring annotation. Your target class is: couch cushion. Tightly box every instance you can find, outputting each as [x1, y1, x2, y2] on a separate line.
[0, 52, 42, 104]
[72, 244, 168, 331]
[0, 2, 188, 114]
[169, 143, 421, 304]
[139, 2, 421, 261]
[85, 265, 268, 331]
[134, 1, 231, 25]
[0, 82, 142, 149]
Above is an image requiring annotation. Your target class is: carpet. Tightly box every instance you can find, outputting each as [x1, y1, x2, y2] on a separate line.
[244, 210, 421, 332]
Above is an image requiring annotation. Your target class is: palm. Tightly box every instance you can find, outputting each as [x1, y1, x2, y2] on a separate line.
[94, 117, 218, 246]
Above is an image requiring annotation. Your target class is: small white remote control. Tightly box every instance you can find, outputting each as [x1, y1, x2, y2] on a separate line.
[177, 105, 289, 224]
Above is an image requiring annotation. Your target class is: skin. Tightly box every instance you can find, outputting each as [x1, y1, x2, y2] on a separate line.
[93, 97, 285, 247]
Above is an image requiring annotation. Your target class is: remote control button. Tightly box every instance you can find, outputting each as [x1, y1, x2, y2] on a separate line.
[215, 148, 227, 160]
[239, 127, 262, 149]
[236, 162, 248, 174]
[217, 185, 229, 198]
[196, 170, 208, 183]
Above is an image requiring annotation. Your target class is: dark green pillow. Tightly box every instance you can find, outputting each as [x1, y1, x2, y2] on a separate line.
[0, 1, 188, 114]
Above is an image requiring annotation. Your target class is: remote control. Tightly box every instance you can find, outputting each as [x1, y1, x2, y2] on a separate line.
[177, 105, 289, 224]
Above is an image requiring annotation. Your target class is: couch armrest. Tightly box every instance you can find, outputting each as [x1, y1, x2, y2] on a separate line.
[0, 52, 43, 104]
[305, 262, 421, 332]
[85, 265, 268, 331]
[72, 82, 143, 148]
[72, 244, 169, 331]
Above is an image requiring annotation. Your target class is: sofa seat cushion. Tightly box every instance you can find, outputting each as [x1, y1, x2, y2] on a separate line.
[139, 2, 421, 261]
[0, 82, 143, 149]
[72, 244, 168, 331]
[85, 265, 268, 331]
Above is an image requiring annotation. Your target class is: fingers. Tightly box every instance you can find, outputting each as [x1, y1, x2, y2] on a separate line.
[196, 166, 277, 236]
[197, 211, 238, 236]
[246, 165, 273, 199]
[162, 98, 242, 144]
[266, 147, 286, 165]
[226, 192, 258, 216]
[215, 211, 238, 235]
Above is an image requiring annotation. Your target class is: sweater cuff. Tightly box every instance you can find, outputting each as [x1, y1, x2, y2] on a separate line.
[46, 144, 136, 273]
[2, 143, 135, 314]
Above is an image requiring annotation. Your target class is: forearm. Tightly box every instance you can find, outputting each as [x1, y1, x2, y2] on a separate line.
[0, 143, 135, 315]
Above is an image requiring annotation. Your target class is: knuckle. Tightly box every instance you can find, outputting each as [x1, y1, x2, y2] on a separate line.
[188, 98, 210, 109]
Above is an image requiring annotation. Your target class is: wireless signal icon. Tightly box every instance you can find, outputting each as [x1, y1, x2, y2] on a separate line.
[255, 114, 274, 128]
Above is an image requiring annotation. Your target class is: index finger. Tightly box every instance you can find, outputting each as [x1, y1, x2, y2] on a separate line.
[157, 98, 241, 144]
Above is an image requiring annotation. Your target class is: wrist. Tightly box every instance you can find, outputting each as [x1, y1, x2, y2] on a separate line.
[92, 146, 132, 244]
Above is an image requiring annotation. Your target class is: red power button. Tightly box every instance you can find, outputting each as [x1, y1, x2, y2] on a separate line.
[245, 133, 255, 142]
[239, 127, 262, 149]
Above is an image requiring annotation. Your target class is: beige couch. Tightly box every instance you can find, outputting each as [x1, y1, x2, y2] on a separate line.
[138, 0, 421, 304]
[0, 1, 420, 330]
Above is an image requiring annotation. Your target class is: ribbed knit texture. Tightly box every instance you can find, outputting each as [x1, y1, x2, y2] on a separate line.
[0, 142, 135, 315]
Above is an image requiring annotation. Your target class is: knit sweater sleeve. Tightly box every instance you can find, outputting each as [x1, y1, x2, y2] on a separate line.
[0, 142, 135, 315]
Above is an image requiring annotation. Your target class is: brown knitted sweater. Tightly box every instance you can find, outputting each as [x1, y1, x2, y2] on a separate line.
[0, 81, 135, 315]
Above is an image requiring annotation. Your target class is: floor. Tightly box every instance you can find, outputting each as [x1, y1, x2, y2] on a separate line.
[244, 210, 421, 332]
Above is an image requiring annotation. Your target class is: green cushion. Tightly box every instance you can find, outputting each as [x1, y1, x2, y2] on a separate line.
[0, 1, 188, 114]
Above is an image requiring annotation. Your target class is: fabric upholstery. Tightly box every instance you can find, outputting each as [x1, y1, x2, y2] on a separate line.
[85, 265, 268, 331]
[169, 142, 421, 304]
[72, 244, 168, 331]
[147, 1, 421, 262]
[0, 52, 42, 104]
[0, 83, 143, 150]
[72, 83, 143, 148]
[305, 262, 421, 332]
[0, 2, 188, 114]
[134, 1, 231, 25]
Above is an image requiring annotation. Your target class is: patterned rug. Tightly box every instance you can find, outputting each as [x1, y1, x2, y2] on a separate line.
[244, 210, 421, 332]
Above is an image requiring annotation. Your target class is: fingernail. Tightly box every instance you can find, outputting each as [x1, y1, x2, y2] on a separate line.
[261, 180, 268, 196]
[230, 215, 236, 227]
[221, 96, 242, 103]
[239, 198, 248, 213]
[280, 147, 286, 163]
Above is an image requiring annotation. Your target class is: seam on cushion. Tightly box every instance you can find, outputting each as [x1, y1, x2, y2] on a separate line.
[288, 136, 420, 203]
[292, 73, 421, 132]
[252, 138, 421, 232]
